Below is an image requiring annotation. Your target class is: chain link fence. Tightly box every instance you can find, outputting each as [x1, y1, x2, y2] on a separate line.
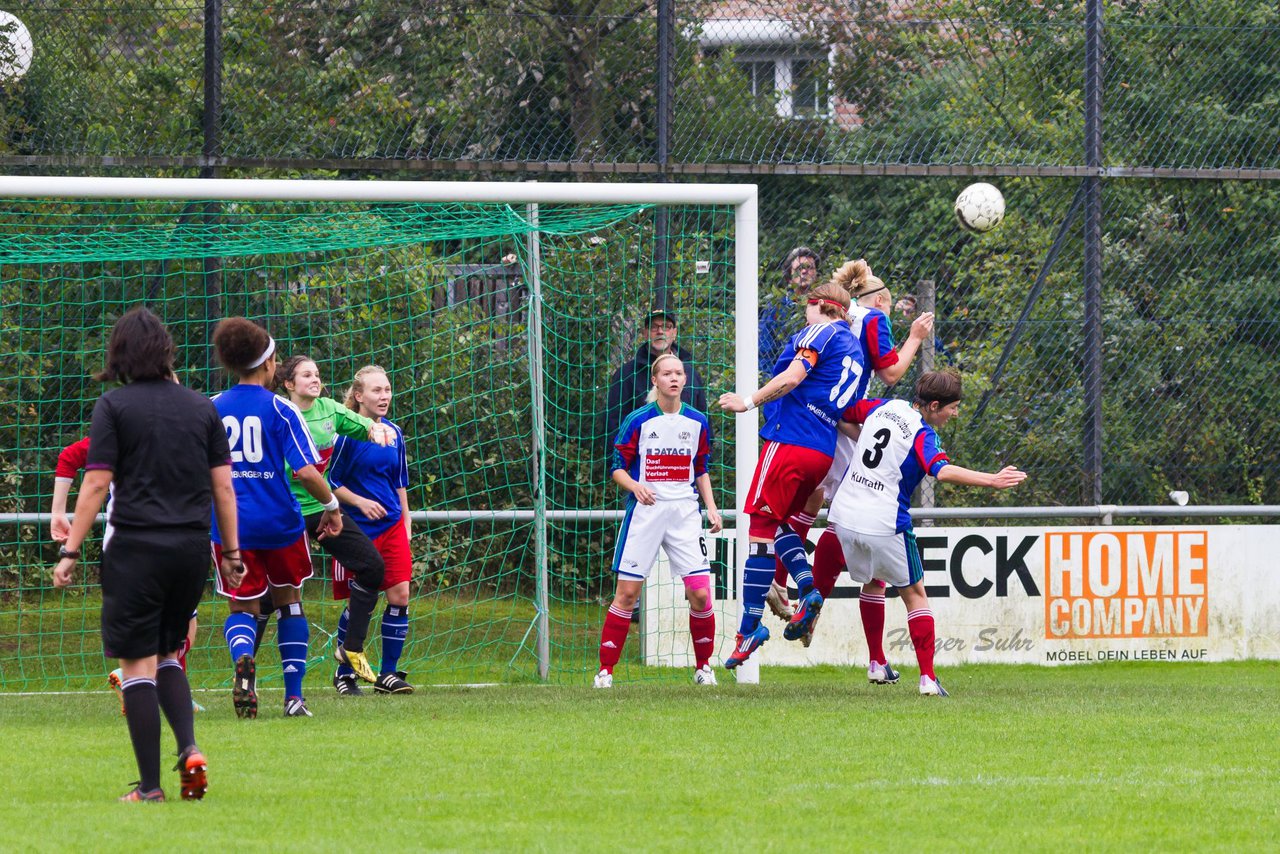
[1, 0, 1277, 508]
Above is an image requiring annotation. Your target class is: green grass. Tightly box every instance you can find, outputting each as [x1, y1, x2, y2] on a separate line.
[1, 661, 1277, 851]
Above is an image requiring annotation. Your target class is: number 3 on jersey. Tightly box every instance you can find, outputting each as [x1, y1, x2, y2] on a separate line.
[223, 415, 264, 463]
[829, 355, 863, 409]
[862, 428, 891, 469]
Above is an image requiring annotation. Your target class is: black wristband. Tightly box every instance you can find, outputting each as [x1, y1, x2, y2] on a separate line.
[58, 546, 80, 560]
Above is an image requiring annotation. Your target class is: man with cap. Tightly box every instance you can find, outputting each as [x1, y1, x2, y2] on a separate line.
[603, 308, 708, 465]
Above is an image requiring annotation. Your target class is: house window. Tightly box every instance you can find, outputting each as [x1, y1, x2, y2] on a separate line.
[732, 53, 829, 118]
[739, 58, 777, 103]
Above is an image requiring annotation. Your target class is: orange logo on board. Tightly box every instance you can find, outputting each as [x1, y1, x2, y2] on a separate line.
[1044, 531, 1208, 639]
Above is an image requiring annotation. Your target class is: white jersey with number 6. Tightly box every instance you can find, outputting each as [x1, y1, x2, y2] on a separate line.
[828, 398, 949, 535]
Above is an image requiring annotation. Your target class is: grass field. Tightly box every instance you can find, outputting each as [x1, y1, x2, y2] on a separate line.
[1, 661, 1277, 851]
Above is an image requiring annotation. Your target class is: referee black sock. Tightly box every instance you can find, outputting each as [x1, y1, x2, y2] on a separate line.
[121, 677, 162, 793]
[343, 580, 378, 654]
[155, 659, 196, 754]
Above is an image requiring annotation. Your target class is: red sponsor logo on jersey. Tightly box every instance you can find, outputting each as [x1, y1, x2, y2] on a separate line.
[644, 453, 691, 482]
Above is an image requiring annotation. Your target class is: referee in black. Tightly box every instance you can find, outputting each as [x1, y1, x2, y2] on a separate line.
[52, 307, 244, 803]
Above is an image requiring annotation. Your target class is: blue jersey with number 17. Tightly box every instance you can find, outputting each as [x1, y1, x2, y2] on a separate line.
[211, 384, 321, 550]
[759, 320, 860, 457]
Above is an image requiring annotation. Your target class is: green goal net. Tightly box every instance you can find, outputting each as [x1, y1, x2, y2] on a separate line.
[0, 182, 752, 693]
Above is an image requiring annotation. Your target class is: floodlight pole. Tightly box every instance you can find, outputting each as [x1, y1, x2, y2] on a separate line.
[1082, 0, 1104, 504]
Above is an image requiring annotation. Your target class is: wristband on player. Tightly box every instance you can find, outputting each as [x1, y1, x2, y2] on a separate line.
[322, 495, 340, 512]
[743, 394, 757, 412]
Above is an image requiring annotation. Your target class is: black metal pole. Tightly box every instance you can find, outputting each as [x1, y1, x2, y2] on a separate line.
[1082, 0, 1104, 504]
[202, 0, 224, 391]
[653, 0, 673, 310]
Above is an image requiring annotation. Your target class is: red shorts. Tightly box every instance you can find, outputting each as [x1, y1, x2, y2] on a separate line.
[213, 535, 313, 601]
[333, 522, 412, 600]
[744, 441, 833, 538]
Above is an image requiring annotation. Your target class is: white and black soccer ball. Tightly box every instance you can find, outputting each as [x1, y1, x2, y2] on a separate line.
[954, 182, 1005, 233]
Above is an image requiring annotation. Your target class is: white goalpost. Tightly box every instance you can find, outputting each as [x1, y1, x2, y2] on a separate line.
[0, 175, 763, 684]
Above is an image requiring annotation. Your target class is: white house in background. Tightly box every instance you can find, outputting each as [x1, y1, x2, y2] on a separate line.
[695, 1, 863, 129]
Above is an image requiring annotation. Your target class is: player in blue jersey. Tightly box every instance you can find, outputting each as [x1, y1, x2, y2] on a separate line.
[210, 318, 345, 719]
[718, 279, 856, 668]
[326, 365, 416, 696]
[824, 371, 1026, 695]
[765, 260, 935, 629]
[596, 353, 723, 687]
[777, 260, 937, 653]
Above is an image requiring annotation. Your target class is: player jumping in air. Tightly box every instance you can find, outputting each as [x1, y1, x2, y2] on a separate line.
[327, 365, 416, 696]
[596, 353, 723, 687]
[277, 355, 394, 686]
[822, 370, 1026, 695]
[718, 279, 857, 668]
[210, 319, 346, 719]
[777, 260, 935, 660]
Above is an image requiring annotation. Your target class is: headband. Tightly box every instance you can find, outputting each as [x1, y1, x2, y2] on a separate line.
[247, 336, 276, 369]
[808, 298, 847, 312]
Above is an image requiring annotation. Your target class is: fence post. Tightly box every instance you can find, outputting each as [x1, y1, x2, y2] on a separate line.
[201, 0, 224, 391]
[1082, 0, 1104, 504]
[526, 199, 551, 681]
[653, 0, 674, 309]
[917, 279, 936, 521]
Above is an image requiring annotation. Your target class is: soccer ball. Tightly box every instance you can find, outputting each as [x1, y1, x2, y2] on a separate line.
[954, 182, 1005, 233]
[0, 11, 34, 82]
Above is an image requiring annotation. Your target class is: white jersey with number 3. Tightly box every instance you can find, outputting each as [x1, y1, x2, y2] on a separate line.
[828, 399, 949, 535]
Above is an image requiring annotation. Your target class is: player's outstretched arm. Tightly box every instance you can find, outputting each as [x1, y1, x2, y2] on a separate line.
[695, 472, 722, 533]
[877, 312, 935, 386]
[611, 468, 655, 505]
[937, 464, 1027, 490]
[719, 359, 808, 412]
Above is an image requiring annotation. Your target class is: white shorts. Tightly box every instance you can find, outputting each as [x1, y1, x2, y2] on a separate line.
[819, 432, 856, 498]
[833, 524, 924, 589]
[611, 498, 710, 581]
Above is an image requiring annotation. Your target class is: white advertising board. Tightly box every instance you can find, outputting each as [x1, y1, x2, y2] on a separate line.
[643, 525, 1280, 668]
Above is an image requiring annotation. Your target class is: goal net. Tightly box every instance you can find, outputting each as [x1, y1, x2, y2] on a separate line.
[0, 177, 758, 691]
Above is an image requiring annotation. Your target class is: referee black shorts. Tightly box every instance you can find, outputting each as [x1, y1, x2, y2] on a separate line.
[100, 527, 209, 660]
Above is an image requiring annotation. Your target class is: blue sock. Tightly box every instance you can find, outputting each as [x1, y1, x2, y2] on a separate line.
[740, 543, 774, 634]
[276, 603, 309, 700]
[775, 524, 814, 597]
[380, 605, 409, 674]
[335, 608, 354, 677]
[223, 613, 257, 664]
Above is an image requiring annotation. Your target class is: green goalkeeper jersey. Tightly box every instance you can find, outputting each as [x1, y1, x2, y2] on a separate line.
[288, 396, 376, 516]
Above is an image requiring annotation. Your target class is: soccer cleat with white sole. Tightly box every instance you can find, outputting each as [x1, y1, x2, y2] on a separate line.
[765, 581, 794, 621]
[800, 610, 822, 648]
[868, 661, 901, 685]
[284, 696, 313, 717]
[919, 675, 949, 697]
[593, 669, 613, 689]
[374, 671, 414, 694]
[693, 665, 718, 686]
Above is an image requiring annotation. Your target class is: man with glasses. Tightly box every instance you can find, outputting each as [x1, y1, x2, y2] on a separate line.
[759, 247, 821, 377]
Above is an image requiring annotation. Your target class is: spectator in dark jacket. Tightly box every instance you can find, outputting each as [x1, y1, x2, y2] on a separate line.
[758, 246, 821, 376]
[603, 309, 708, 460]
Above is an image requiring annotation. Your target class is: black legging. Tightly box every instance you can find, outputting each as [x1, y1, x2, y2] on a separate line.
[305, 508, 385, 653]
